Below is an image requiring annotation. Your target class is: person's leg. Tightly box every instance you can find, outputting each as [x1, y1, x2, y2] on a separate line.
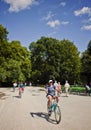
[56, 96, 59, 103]
[65, 87, 68, 96]
[13, 86, 15, 92]
[47, 95, 52, 108]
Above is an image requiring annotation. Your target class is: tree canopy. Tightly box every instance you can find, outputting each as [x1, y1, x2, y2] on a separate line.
[1, 24, 90, 86]
[0, 24, 31, 85]
[29, 37, 81, 84]
[81, 40, 91, 85]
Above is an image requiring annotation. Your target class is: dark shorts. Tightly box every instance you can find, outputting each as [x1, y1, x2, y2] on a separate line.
[46, 94, 55, 98]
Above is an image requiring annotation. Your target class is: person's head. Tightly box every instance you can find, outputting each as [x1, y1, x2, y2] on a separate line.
[49, 80, 53, 85]
[66, 80, 68, 83]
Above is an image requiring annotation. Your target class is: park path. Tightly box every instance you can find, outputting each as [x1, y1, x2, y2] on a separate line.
[0, 86, 91, 130]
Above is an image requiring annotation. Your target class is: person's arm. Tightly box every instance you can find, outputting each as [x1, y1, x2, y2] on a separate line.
[45, 86, 48, 94]
[45, 89, 48, 94]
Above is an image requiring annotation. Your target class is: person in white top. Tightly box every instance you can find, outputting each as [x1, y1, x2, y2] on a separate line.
[13, 82, 17, 92]
[54, 81, 58, 87]
[64, 80, 70, 97]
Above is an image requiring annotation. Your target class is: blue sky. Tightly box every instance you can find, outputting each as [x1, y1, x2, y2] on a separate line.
[0, 0, 91, 53]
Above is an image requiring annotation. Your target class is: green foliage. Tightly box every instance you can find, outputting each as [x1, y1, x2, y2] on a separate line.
[1, 24, 87, 86]
[70, 86, 85, 93]
[29, 37, 81, 84]
[0, 24, 8, 41]
[87, 40, 91, 54]
[81, 40, 91, 84]
[0, 25, 31, 84]
[61, 85, 85, 93]
[59, 39, 81, 83]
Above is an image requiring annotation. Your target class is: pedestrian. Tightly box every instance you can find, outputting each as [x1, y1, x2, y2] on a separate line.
[85, 84, 91, 96]
[54, 80, 58, 87]
[64, 80, 70, 97]
[57, 82, 62, 97]
[13, 82, 17, 92]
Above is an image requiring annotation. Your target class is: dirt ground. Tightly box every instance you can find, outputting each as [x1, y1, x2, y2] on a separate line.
[0, 86, 91, 130]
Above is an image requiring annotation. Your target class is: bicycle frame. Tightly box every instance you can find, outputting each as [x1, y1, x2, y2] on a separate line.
[47, 98, 61, 124]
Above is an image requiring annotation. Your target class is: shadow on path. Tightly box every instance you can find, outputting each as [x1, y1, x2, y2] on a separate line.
[30, 112, 57, 124]
[13, 96, 21, 99]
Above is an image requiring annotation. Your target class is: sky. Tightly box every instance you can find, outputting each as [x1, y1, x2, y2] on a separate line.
[0, 0, 91, 53]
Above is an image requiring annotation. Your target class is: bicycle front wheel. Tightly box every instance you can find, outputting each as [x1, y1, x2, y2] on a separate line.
[54, 105, 61, 124]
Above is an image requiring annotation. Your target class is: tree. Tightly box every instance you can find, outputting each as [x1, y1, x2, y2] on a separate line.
[29, 37, 81, 84]
[0, 25, 31, 85]
[29, 37, 60, 83]
[59, 39, 81, 84]
[0, 24, 8, 41]
[87, 40, 91, 54]
[81, 40, 91, 85]
[9, 40, 31, 82]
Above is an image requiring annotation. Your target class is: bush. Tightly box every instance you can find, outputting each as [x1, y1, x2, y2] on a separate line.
[62, 85, 85, 93]
[70, 86, 85, 93]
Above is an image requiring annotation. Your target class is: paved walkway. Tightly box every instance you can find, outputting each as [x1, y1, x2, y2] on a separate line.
[0, 86, 91, 130]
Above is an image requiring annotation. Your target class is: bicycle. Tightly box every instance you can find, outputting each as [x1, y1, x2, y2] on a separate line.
[47, 99, 61, 124]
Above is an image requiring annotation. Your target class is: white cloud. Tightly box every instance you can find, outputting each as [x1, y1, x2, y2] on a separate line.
[4, 0, 38, 12]
[81, 25, 91, 31]
[60, 2, 66, 7]
[74, 7, 91, 16]
[47, 20, 60, 28]
[42, 11, 55, 21]
[61, 21, 69, 25]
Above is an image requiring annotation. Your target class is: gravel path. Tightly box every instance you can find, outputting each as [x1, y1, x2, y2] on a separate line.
[0, 86, 91, 130]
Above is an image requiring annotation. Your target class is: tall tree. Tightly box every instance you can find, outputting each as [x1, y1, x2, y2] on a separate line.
[0, 25, 31, 85]
[29, 37, 60, 83]
[81, 40, 91, 85]
[29, 37, 81, 84]
[59, 39, 81, 84]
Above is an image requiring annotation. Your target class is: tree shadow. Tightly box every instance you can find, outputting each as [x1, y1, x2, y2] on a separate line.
[30, 112, 57, 124]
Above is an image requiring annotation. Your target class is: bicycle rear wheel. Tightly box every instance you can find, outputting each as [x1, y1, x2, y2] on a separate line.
[54, 105, 61, 124]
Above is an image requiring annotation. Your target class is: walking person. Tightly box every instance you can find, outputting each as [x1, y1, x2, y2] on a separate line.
[57, 82, 62, 97]
[13, 82, 17, 92]
[64, 80, 70, 97]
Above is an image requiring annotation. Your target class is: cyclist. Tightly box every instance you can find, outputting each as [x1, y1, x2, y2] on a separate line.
[45, 80, 59, 115]
[18, 82, 24, 95]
